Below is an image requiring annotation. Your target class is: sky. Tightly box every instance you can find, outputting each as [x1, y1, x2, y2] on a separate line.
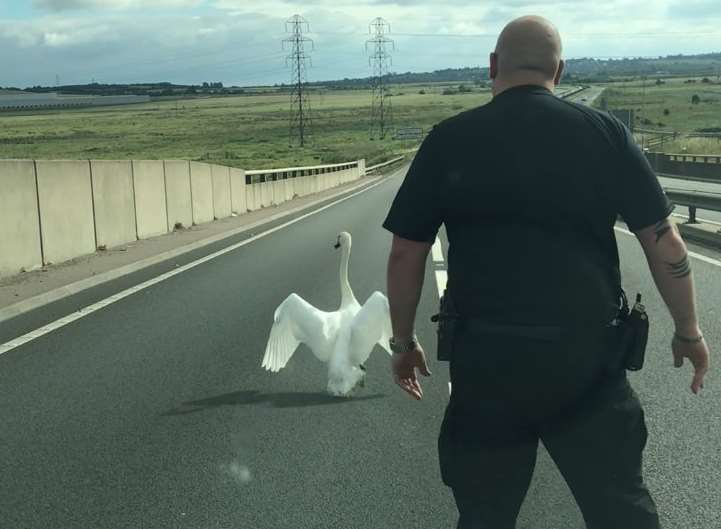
[1, 0, 721, 88]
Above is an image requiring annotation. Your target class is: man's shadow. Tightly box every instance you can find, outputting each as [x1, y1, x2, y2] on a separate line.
[163, 389, 386, 416]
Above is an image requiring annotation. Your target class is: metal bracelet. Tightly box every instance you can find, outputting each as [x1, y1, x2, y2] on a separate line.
[673, 332, 704, 344]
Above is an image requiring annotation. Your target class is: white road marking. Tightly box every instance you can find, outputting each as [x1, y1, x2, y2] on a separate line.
[431, 237, 452, 396]
[614, 226, 721, 268]
[0, 173, 400, 357]
[433, 237, 448, 298]
[431, 237, 445, 263]
[672, 213, 721, 227]
[435, 270, 448, 297]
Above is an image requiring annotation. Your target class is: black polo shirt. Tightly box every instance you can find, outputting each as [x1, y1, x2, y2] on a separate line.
[383, 84, 674, 326]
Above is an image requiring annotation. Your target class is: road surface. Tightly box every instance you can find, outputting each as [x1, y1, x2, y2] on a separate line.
[1, 167, 720, 528]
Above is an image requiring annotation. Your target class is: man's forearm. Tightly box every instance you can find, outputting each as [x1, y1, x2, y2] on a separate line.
[644, 223, 700, 335]
[387, 252, 426, 341]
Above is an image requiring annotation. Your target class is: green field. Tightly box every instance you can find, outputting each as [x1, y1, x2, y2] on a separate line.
[597, 76, 721, 153]
[0, 85, 493, 169]
[5, 78, 721, 166]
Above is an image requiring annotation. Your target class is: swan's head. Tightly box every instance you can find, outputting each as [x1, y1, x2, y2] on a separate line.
[334, 231, 352, 250]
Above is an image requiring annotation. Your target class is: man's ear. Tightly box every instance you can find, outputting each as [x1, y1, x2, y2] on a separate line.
[489, 52, 498, 79]
[554, 59, 565, 86]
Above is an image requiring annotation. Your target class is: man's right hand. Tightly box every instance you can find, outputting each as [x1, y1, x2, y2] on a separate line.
[672, 333, 710, 394]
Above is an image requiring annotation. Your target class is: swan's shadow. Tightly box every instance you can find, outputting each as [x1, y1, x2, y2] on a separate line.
[163, 390, 387, 415]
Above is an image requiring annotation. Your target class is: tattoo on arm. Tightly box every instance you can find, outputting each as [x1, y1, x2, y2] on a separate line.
[654, 220, 672, 243]
[665, 255, 691, 279]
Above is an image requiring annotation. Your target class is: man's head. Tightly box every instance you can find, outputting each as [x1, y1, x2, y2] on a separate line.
[490, 16, 564, 94]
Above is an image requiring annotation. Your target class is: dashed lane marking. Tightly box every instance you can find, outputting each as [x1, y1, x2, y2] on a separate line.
[431, 237, 445, 263]
[432, 237, 451, 395]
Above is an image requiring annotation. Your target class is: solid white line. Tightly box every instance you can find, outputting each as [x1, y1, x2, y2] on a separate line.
[431, 237, 445, 263]
[0, 172, 400, 357]
[613, 226, 721, 268]
[435, 270, 448, 297]
[672, 213, 721, 227]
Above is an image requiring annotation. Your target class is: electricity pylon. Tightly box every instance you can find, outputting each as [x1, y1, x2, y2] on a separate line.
[367, 17, 394, 140]
[283, 15, 313, 147]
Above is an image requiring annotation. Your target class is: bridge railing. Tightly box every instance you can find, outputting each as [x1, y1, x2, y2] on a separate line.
[366, 156, 406, 174]
[646, 151, 721, 184]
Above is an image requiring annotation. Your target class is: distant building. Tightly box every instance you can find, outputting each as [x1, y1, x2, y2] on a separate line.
[0, 92, 150, 111]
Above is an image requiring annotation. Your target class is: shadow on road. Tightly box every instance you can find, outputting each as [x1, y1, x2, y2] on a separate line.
[162, 390, 387, 415]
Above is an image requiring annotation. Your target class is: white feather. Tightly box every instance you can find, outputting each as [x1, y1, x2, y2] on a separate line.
[261, 232, 393, 396]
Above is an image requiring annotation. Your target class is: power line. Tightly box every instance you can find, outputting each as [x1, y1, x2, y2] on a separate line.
[283, 14, 313, 147]
[367, 17, 394, 141]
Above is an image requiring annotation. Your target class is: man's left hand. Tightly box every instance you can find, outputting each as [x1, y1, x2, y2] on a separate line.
[392, 343, 432, 400]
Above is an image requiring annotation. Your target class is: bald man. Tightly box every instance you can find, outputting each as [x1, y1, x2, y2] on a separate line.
[384, 15, 708, 529]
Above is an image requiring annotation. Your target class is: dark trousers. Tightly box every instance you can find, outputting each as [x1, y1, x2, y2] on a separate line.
[438, 323, 660, 529]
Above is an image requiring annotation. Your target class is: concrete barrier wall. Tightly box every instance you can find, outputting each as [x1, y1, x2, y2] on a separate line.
[190, 162, 214, 225]
[261, 181, 273, 207]
[1, 158, 365, 277]
[36, 160, 96, 265]
[230, 168, 247, 214]
[164, 160, 193, 230]
[272, 180, 285, 206]
[0, 160, 43, 277]
[211, 164, 232, 220]
[91, 160, 137, 249]
[132, 161, 168, 240]
[284, 179, 294, 201]
[246, 183, 258, 211]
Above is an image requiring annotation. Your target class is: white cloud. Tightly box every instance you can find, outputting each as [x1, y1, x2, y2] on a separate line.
[1, 1, 720, 87]
[32, 0, 203, 11]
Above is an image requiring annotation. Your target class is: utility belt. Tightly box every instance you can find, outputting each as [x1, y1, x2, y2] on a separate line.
[430, 288, 648, 371]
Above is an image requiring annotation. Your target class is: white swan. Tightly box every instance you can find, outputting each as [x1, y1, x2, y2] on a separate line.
[262, 231, 393, 396]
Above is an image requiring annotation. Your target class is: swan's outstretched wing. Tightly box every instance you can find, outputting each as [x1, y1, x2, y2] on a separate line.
[348, 291, 393, 366]
[262, 293, 336, 372]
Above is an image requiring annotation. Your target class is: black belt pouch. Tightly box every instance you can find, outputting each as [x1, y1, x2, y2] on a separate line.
[431, 289, 459, 362]
[615, 292, 649, 371]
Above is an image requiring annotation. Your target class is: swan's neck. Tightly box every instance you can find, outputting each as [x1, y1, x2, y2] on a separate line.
[339, 244, 357, 308]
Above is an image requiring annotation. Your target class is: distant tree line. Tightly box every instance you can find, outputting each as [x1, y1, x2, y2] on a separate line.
[5, 51, 720, 96]
[14, 81, 240, 98]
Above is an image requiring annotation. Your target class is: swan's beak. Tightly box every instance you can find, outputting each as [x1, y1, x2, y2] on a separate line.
[334, 240, 341, 249]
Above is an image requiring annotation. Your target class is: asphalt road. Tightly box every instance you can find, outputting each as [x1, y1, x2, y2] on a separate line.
[568, 85, 606, 107]
[1, 168, 720, 529]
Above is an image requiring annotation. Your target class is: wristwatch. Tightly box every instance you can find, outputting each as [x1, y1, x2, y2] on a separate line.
[389, 336, 417, 354]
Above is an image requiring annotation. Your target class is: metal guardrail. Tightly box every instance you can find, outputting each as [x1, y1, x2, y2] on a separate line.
[558, 86, 586, 99]
[366, 156, 406, 173]
[245, 160, 359, 185]
[664, 188, 721, 231]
